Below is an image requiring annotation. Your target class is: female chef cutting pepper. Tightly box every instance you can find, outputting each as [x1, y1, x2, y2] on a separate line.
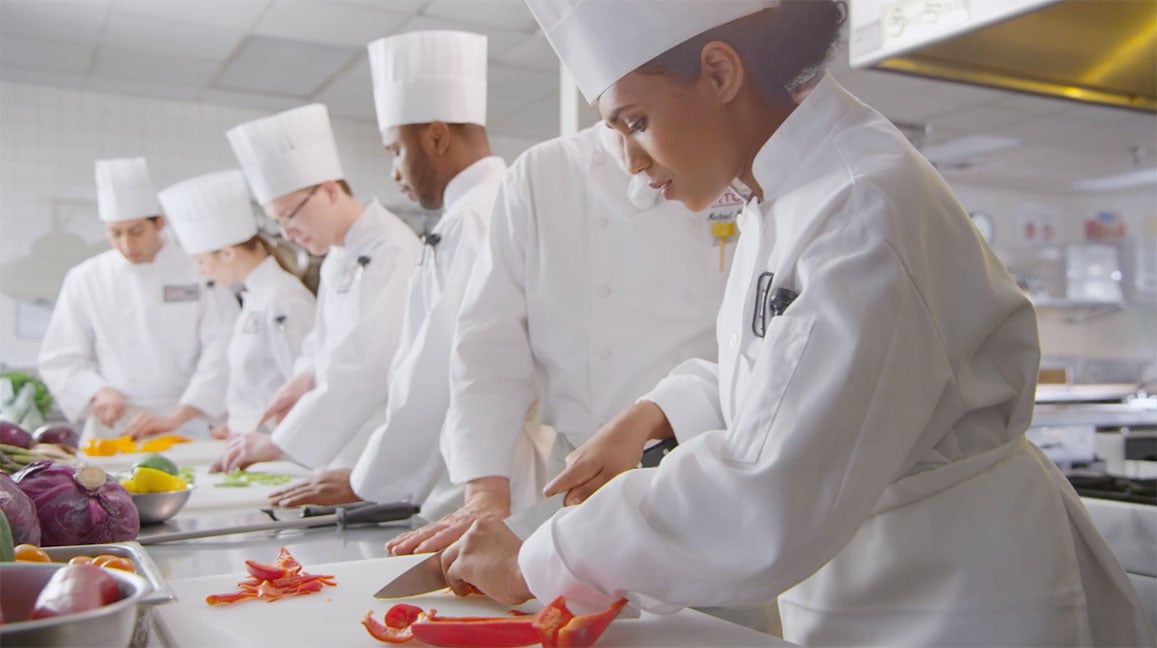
[440, 1, 1155, 646]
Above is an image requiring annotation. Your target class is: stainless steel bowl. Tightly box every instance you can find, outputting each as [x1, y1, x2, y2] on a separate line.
[0, 562, 147, 647]
[131, 487, 193, 525]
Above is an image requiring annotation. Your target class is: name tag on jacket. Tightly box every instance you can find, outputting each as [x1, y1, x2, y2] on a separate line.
[163, 284, 201, 302]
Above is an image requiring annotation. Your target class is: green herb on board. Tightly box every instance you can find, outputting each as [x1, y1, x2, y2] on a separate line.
[213, 469, 292, 488]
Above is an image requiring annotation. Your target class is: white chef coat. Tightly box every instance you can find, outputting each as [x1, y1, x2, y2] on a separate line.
[225, 256, 316, 434]
[271, 200, 421, 470]
[441, 124, 731, 494]
[349, 157, 506, 519]
[519, 76, 1155, 647]
[38, 239, 236, 439]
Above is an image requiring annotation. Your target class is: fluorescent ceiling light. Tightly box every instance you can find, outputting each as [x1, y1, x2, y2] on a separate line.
[1072, 167, 1157, 192]
[920, 135, 1021, 163]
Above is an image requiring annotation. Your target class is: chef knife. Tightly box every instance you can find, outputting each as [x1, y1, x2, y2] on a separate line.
[138, 501, 419, 545]
[373, 552, 448, 599]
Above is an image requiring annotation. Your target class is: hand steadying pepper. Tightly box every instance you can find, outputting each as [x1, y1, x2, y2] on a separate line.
[441, 518, 532, 605]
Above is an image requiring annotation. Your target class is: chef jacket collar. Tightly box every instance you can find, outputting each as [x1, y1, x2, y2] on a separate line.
[240, 255, 282, 297]
[330, 199, 385, 259]
[749, 73, 851, 205]
[442, 155, 506, 214]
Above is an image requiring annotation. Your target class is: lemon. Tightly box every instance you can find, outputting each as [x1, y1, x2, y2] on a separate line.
[119, 478, 139, 493]
[131, 466, 187, 493]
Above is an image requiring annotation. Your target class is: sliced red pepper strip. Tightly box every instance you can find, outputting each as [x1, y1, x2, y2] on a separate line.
[245, 559, 288, 581]
[555, 598, 629, 648]
[273, 546, 302, 575]
[205, 590, 259, 605]
[410, 618, 541, 647]
[363, 610, 415, 643]
[384, 603, 425, 629]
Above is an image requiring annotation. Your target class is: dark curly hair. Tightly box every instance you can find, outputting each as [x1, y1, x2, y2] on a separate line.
[637, 1, 846, 104]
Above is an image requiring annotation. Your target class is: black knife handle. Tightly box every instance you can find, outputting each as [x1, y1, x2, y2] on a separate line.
[639, 437, 679, 468]
[336, 501, 420, 528]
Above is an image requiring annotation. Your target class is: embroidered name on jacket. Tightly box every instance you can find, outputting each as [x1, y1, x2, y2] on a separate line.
[163, 284, 201, 302]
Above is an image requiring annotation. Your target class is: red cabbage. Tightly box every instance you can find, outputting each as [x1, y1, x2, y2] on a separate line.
[0, 421, 32, 449]
[0, 472, 40, 544]
[12, 461, 138, 546]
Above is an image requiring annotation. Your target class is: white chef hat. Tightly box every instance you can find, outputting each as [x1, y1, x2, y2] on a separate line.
[525, 0, 769, 102]
[95, 157, 163, 222]
[226, 104, 345, 205]
[158, 170, 258, 255]
[368, 30, 488, 138]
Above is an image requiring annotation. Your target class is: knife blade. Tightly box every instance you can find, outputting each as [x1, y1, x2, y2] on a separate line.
[138, 501, 419, 545]
[373, 552, 448, 599]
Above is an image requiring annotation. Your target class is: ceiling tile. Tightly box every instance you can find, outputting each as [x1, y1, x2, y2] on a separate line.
[334, 0, 426, 13]
[0, 39, 94, 74]
[0, 0, 109, 45]
[0, 68, 86, 90]
[85, 76, 202, 102]
[314, 74, 377, 121]
[395, 15, 528, 58]
[488, 63, 557, 104]
[93, 48, 220, 86]
[255, 0, 411, 48]
[111, 0, 270, 30]
[199, 88, 303, 113]
[495, 33, 557, 73]
[214, 36, 358, 97]
[422, 0, 539, 31]
[102, 13, 245, 60]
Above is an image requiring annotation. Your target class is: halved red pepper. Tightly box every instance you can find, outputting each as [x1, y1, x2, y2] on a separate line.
[554, 598, 629, 647]
[410, 617, 541, 647]
[385, 603, 425, 629]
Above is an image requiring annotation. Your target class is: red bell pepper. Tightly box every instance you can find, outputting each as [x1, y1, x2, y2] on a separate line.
[362, 597, 628, 647]
[204, 547, 335, 606]
[363, 609, 417, 643]
[206, 591, 258, 605]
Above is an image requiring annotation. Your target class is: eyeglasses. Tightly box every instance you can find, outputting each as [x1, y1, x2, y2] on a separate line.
[275, 185, 321, 228]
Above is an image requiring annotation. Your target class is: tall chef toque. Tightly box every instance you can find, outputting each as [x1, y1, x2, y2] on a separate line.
[226, 104, 346, 205]
[158, 170, 258, 255]
[95, 157, 162, 223]
[368, 30, 488, 142]
[523, 0, 770, 102]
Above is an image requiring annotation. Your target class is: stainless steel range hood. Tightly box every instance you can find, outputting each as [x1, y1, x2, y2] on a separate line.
[849, 0, 1157, 113]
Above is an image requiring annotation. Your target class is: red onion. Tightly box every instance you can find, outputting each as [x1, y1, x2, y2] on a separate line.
[0, 421, 32, 449]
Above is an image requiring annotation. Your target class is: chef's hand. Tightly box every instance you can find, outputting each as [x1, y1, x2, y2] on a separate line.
[442, 519, 531, 605]
[123, 412, 177, 440]
[209, 431, 283, 473]
[258, 373, 314, 427]
[91, 388, 125, 427]
[545, 400, 673, 505]
[209, 424, 231, 440]
[268, 468, 359, 507]
[386, 477, 510, 556]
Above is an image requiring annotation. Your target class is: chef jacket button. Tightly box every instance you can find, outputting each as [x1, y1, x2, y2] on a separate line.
[597, 284, 611, 298]
[729, 332, 739, 349]
[597, 348, 611, 360]
[592, 150, 606, 165]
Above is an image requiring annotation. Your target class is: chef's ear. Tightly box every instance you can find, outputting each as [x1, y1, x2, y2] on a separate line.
[425, 121, 452, 157]
[698, 41, 744, 105]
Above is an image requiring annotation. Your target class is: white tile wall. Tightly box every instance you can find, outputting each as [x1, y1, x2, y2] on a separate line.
[0, 80, 540, 369]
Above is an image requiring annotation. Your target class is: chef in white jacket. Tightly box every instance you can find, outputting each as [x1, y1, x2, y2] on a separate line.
[158, 170, 316, 439]
[39, 157, 235, 441]
[386, 121, 737, 554]
[268, 31, 508, 519]
[212, 104, 421, 472]
[441, 2, 1156, 646]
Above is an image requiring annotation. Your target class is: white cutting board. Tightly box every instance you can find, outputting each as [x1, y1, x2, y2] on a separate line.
[154, 555, 787, 647]
[82, 439, 230, 472]
[180, 462, 314, 513]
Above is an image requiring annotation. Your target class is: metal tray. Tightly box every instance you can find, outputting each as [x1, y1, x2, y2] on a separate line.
[43, 541, 175, 607]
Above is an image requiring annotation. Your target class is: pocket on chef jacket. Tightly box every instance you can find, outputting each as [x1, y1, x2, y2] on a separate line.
[723, 314, 815, 464]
